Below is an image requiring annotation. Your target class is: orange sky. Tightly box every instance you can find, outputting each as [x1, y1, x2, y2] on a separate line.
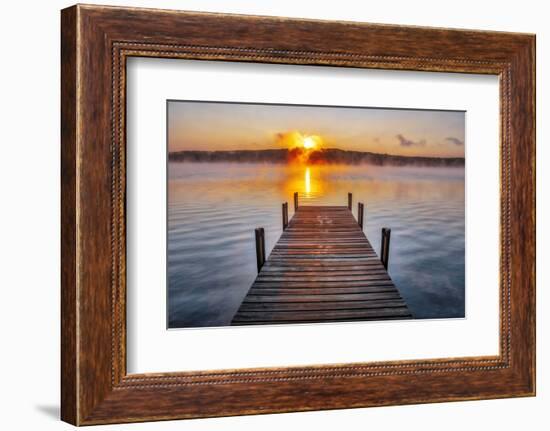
[168, 101, 465, 158]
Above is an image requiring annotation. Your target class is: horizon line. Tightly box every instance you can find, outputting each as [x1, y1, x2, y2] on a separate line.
[168, 147, 466, 160]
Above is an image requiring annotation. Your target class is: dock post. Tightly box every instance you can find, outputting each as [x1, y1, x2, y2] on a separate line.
[380, 228, 391, 270]
[282, 202, 288, 230]
[358, 202, 364, 229]
[348, 192, 352, 210]
[294, 192, 299, 211]
[255, 227, 266, 273]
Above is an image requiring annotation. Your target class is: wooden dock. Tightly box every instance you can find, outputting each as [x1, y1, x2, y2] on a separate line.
[231, 198, 412, 325]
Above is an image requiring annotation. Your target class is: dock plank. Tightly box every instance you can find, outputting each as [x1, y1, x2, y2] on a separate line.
[231, 205, 412, 325]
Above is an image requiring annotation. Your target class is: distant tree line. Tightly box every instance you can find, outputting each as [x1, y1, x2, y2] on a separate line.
[168, 148, 465, 167]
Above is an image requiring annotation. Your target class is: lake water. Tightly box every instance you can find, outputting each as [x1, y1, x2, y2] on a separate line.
[168, 162, 465, 328]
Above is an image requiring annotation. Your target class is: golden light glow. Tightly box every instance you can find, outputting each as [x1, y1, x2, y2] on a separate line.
[304, 167, 311, 194]
[276, 130, 323, 153]
[280, 165, 394, 204]
[281, 165, 323, 199]
[303, 136, 316, 150]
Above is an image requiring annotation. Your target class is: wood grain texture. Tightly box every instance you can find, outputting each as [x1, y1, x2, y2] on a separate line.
[232, 206, 412, 325]
[60, 4, 535, 425]
[60, 6, 78, 425]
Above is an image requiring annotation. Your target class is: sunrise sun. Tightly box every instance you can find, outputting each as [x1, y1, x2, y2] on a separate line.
[302, 136, 318, 150]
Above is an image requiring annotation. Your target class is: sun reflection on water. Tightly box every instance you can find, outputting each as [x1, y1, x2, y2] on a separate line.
[281, 165, 324, 203]
[304, 167, 311, 195]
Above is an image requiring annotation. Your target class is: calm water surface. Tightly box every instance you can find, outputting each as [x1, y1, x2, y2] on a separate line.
[168, 162, 465, 328]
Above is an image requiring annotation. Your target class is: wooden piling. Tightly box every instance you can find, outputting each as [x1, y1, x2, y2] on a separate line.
[381, 227, 391, 270]
[358, 202, 364, 229]
[255, 227, 266, 273]
[348, 192, 352, 210]
[294, 192, 299, 211]
[282, 202, 289, 230]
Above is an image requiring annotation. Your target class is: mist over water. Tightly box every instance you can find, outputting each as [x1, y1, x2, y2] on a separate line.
[168, 162, 465, 329]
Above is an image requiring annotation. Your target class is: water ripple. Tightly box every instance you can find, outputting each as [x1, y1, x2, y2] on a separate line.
[168, 163, 465, 327]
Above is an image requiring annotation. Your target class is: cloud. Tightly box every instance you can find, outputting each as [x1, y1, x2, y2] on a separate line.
[396, 134, 426, 147]
[445, 136, 464, 146]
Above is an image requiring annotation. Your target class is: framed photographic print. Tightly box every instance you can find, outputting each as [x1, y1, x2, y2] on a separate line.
[164, 100, 465, 329]
[61, 4, 535, 425]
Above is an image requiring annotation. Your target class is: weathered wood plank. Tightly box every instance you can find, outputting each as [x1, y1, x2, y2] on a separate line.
[232, 316, 409, 325]
[261, 264, 385, 271]
[232, 308, 412, 323]
[241, 292, 402, 303]
[245, 286, 399, 295]
[238, 300, 408, 312]
[269, 254, 379, 259]
[256, 275, 392, 282]
[252, 281, 397, 288]
[258, 270, 389, 276]
[265, 261, 381, 266]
